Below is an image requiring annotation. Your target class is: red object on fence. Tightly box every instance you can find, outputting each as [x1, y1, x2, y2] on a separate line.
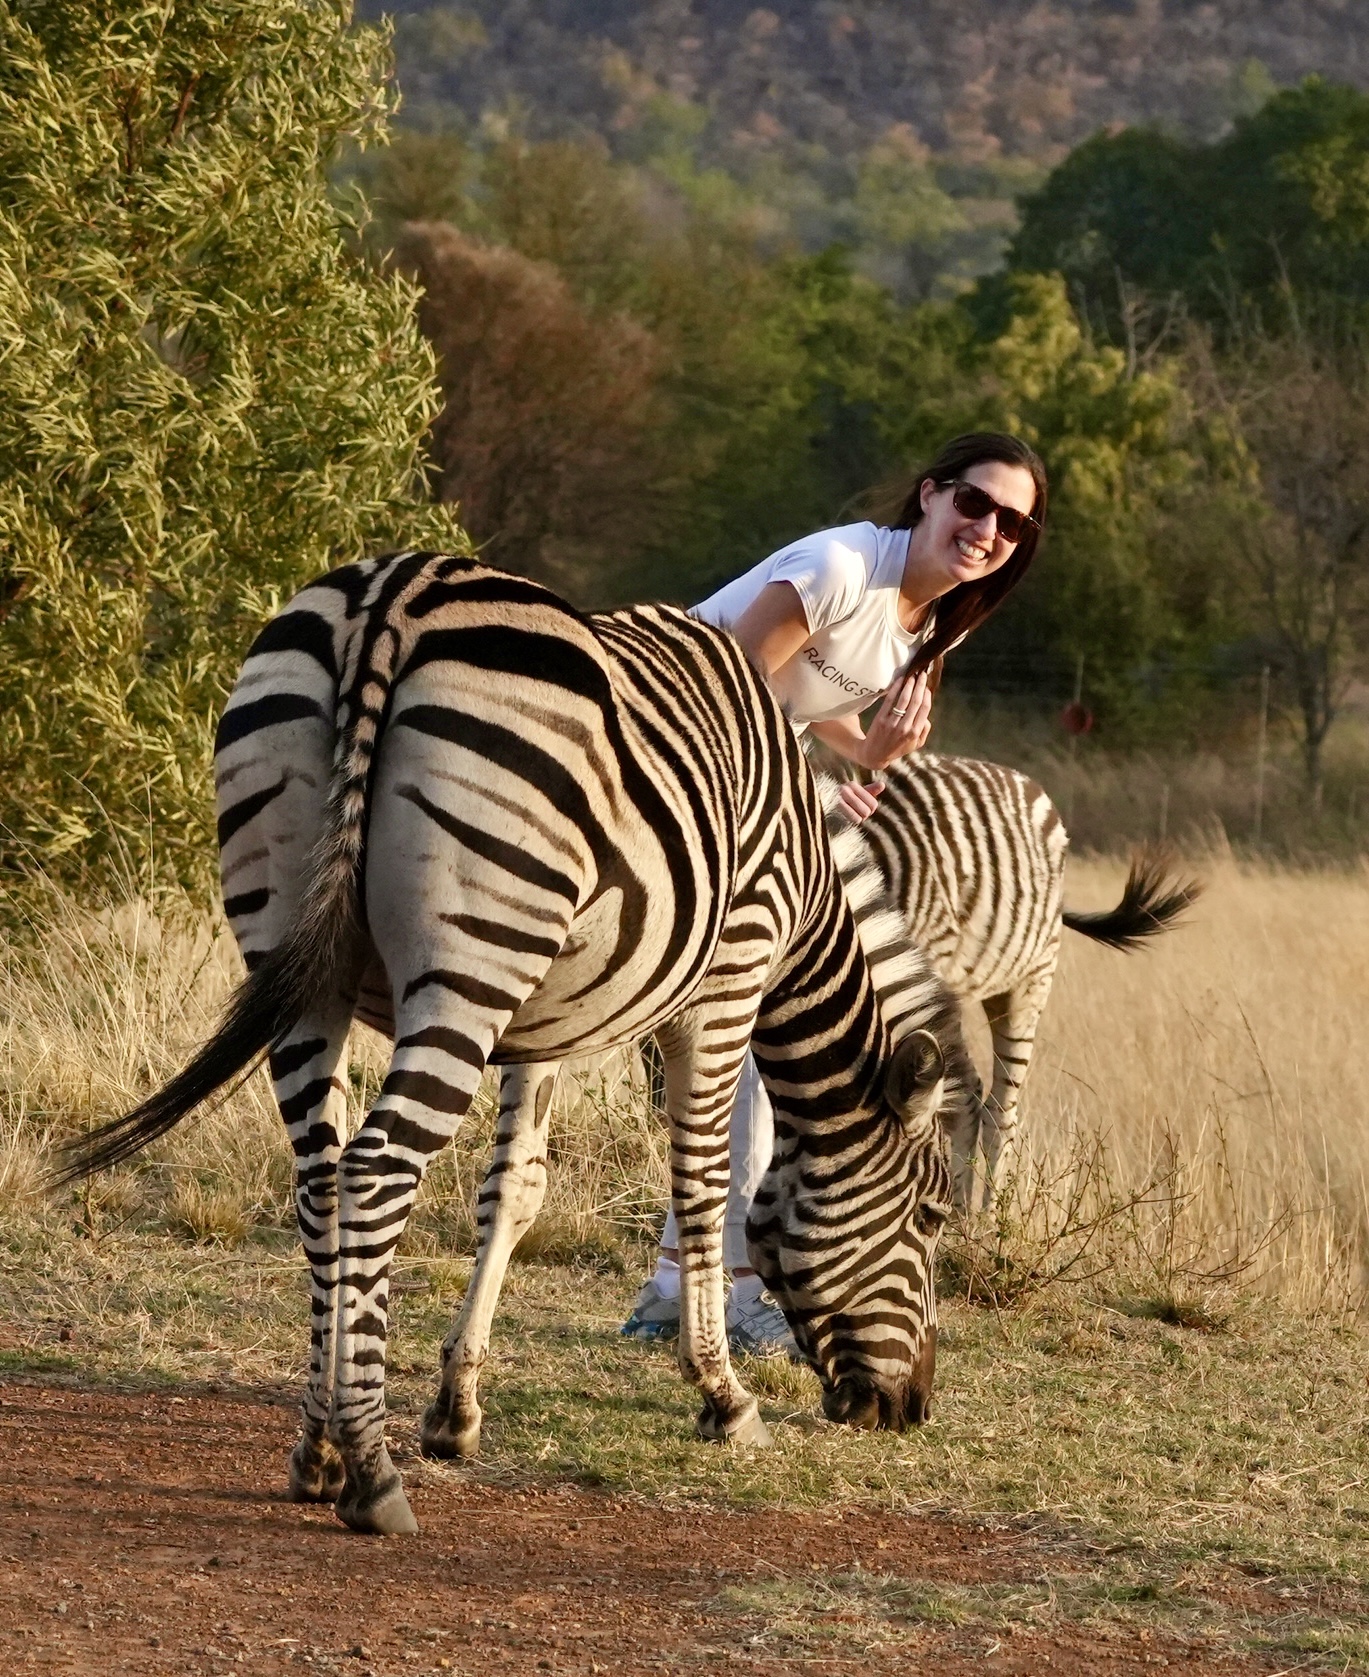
[1060, 701, 1094, 736]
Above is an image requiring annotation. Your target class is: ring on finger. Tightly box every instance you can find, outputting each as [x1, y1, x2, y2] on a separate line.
[891, 706, 908, 718]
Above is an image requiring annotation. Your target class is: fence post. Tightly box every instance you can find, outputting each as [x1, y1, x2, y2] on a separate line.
[1254, 663, 1269, 846]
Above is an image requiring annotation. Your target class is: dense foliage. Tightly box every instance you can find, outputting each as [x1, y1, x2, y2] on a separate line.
[357, 131, 1228, 734]
[1010, 80, 1369, 338]
[0, 1, 458, 893]
[351, 20, 1369, 784]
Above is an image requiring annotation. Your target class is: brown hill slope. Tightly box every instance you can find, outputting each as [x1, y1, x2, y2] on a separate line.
[366, 1, 1369, 168]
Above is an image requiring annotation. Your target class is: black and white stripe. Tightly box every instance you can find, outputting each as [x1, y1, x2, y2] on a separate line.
[59, 554, 977, 1533]
[860, 751, 1197, 1208]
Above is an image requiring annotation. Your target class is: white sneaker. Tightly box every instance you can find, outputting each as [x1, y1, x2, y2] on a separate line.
[619, 1276, 680, 1342]
[725, 1286, 798, 1358]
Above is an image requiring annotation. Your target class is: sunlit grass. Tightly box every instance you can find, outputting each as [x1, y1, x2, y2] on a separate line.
[2, 851, 1369, 1620]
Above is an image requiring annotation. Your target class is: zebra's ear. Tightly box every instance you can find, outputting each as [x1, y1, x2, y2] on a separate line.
[885, 1029, 945, 1139]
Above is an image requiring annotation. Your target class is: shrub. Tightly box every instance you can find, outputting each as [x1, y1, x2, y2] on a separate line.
[0, 1, 460, 895]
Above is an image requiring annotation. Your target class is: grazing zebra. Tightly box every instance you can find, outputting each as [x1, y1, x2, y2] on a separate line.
[858, 751, 1198, 1208]
[58, 553, 978, 1535]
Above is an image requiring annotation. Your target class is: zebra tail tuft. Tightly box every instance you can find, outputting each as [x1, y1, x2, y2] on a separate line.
[50, 691, 375, 1188]
[49, 933, 317, 1185]
[1061, 846, 1201, 952]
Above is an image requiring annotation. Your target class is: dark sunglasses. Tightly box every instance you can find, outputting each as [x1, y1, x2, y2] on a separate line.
[944, 478, 1040, 544]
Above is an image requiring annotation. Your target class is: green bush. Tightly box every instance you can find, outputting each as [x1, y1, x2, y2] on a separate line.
[0, 1, 460, 895]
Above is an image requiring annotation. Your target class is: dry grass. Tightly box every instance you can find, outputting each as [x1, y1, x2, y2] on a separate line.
[970, 850, 1369, 1315]
[0, 872, 665, 1264]
[2, 849, 1367, 1315]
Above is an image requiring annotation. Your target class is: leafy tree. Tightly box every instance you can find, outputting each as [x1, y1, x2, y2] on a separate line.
[1205, 80, 1369, 319]
[1179, 331, 1369, 796]
[394, 222, 667, 601]
[361, 132, 914, 604]
[1006, 127, 1209, 330]
[1011, 80, 1369, 340]
[0, 1, 458, 894]
[851, 273, 1228, 733]
[847, 127, 972, 302]
[349, 127, 471, 241]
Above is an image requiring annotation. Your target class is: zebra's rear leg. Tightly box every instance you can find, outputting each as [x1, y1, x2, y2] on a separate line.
[270, 1008, 355, 1505]
[657, 1013, 771, 1450]
[978, 974, 1052, 1211]
[326, 986, 561, 1533]
[421, 1061, 559, 1460]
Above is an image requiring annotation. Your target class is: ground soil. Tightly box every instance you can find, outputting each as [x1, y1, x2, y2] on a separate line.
[0, 1380, 1279, 1676]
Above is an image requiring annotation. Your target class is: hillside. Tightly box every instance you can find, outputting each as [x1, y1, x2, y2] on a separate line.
[358, 2, 1369, 294]
[365, 1, 1369, 168]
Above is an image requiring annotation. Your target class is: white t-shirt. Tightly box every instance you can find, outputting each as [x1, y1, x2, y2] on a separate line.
[693, 522, 933, 729]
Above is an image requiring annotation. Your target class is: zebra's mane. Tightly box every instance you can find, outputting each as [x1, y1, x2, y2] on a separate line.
[812, 772, 956, 1047]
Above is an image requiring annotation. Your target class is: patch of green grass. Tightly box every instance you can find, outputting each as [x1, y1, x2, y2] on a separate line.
[388, 1269, 1369, 1578]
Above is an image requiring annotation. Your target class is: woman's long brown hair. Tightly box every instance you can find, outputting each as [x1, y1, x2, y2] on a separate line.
[860, 432, 1049, 679]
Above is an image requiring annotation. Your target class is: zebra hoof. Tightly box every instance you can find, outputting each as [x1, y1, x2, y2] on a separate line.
[287, 1438, 346, 1504]
[419, 1398, 482, 1460]
[335, 1472, 419, 1536]
[725, 1410, 772, 1448]
[695, 1402, 772, 1449]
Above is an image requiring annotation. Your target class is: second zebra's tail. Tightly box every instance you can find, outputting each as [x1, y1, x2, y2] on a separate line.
[1061, 848, 1200, 952]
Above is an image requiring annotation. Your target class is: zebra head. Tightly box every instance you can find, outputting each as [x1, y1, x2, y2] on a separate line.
[744, 773, 974, 1427]
[746, 1024, 954, 1429]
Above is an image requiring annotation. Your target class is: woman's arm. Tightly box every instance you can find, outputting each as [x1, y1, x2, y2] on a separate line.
[731, 580, 933, 821]
[733, 583, 933, 767]
[809, 674, 933, 820]
[729, 580, 813, 677]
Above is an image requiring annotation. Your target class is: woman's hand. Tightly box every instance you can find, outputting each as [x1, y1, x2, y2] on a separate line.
[837, 778, 884, 822]
[860, 668, 932, 772]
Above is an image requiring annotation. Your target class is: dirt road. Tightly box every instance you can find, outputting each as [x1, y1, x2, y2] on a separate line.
[0, 1381, 1275, 1675]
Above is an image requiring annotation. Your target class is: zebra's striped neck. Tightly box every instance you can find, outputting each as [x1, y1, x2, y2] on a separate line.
[816, 776, 959, 1048]
[753, 771, 983, 1148]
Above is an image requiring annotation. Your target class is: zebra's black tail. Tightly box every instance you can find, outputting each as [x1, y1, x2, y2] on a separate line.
[51, 621, 392, 1186]
[49, 914, 343, 1184]
[1061, 848, 1200, 952]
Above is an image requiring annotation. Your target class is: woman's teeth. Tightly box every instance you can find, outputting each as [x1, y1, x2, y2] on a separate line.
[955, 537, 990, 562]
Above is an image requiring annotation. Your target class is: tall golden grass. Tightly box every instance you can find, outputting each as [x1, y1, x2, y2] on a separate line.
[988, 851, 1369, 1313]
[0, 873, 665, 1264]
[2, 849, 1365, 1312]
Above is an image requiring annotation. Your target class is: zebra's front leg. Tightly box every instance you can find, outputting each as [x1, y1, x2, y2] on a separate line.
[421, 1061, 560, 1460]
[978, 978, 1050, 1211]
[658, 1016, 770, 1449]
[270, 1011, 353, 1506]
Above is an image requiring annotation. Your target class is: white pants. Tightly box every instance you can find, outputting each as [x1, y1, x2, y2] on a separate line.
[660, 1053, 774, 1270]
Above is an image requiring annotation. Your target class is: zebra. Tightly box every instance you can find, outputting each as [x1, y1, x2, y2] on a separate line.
[57, 552, 980, 1536]
[858, 751, 1198, 1209]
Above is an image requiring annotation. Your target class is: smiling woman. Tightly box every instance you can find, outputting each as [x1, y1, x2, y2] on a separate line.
[694, 433, 1048, 823]
[623, 431, 1049, 1353]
